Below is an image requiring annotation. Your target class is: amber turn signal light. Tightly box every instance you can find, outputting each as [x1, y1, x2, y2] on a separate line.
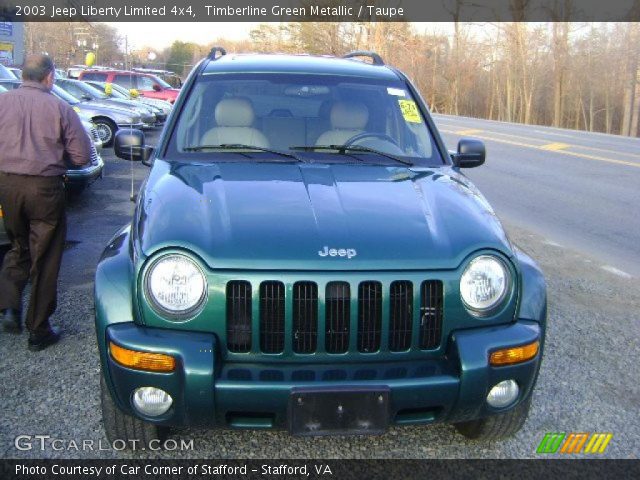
[490, 340, 539, 366]
[109, 342, 175, 372]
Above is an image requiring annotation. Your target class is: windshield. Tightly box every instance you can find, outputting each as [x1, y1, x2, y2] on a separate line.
[58, 80, 109, 100]
[92, 82, 129, 99]
[52, 84, 80, 105]
[167, 73, 443, 166]
[109, 83, 133, 98]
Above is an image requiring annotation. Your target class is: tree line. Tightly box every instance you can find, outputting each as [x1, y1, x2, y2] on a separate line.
[23, 21, 640, 137]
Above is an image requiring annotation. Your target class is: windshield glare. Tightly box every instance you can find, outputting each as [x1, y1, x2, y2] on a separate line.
[168, 73, 443, 166]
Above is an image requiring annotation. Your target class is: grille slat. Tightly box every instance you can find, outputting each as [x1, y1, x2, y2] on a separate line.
[293, 282, 318, 354]
[226, 281, 252, 353]
[389, 281, 413, 351]
[358, 281, 382, 353]
[325, 282, 350, 354]
[260, 281, 285, 353]
[419, 280, 443, 350]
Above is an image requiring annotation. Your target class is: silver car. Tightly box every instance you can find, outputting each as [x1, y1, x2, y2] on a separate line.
[84, 80, 171, 124]
[56, 79, 157, 130]
[52, 84, 143, 147]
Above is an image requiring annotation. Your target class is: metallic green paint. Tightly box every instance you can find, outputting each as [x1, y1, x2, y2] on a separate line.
[135, 162, 513, 272]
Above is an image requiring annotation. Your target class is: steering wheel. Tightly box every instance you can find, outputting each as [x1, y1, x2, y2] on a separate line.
[344, 132, 401, 148]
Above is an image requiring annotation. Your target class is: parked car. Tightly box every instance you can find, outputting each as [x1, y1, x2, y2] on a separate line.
[52, 84, 143, 147]
[132, 68, 182, 88]
[64, 118, 105, 193]
[98, 49, 547, 447]
[83, 80, 170, 124]
[56, 79, 157, 130]
[78, 70, 179, 103]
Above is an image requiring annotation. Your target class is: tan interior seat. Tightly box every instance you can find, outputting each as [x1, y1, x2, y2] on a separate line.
[201, 98, 270, 148]
[315, 101, 369, 146]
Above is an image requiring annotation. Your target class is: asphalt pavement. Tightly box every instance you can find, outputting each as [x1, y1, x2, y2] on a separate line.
[0, 126, 638, 459]
[434, 114, 640, 277]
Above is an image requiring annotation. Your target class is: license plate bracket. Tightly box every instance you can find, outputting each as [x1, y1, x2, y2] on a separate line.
[288, 387, 390, 436]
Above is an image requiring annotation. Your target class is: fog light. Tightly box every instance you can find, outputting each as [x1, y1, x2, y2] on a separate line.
[486, 380, 519, 408]
[132, 387, 173, 416]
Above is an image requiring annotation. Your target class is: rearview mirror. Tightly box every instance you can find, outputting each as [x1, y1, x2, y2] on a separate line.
[114, 129, 153, 164]
[452, 138, 485, 168]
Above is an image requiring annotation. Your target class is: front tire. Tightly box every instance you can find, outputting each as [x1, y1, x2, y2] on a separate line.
[100, 376, 167, 450]
[454, 395, 532, 441]
[93, 119, 117, 147]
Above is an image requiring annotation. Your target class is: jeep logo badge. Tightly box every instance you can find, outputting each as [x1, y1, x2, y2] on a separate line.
[318, 246, 357, 259]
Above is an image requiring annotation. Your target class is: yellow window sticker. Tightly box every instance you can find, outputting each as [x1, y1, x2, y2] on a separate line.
[398, 100, 422, 123]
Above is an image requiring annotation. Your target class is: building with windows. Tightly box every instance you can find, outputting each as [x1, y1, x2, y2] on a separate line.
[0, 21, 24, 66]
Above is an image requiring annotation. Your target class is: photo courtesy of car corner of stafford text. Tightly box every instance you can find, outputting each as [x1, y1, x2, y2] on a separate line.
[0, 0, 638, 478]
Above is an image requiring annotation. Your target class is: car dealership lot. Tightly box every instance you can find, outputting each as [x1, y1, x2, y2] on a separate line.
[0, 128, 638, 459]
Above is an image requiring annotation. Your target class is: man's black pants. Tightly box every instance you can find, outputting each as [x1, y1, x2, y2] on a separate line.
[0, 172, 66, 335]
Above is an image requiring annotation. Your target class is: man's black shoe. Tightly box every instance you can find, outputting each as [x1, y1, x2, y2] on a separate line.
[1, 308, 23, 334]
[28, 327, 61, 351]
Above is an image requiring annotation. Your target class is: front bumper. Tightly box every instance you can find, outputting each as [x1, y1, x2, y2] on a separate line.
[64, 157, 104, 189]
[102, 319, 542, 431]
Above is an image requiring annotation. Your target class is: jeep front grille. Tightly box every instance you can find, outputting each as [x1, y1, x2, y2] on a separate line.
[225, 279, 444, 356]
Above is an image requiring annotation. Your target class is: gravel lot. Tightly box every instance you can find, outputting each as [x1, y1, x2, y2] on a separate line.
[1, 133, 638, 459]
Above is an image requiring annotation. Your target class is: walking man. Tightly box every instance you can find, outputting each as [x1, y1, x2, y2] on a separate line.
[0, 54, 91, 351]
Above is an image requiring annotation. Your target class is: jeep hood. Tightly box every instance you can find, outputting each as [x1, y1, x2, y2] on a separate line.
[136, 161, 512, 271]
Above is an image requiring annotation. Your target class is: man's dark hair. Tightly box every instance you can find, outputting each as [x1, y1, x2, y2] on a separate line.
[22, 54, 55, 82]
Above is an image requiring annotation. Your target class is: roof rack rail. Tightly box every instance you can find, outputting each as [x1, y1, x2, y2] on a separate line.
[208, 47, 227, 60]
[342, 51, 385, 66]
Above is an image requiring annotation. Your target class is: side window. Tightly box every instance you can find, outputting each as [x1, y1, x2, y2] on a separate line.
[83, 72, 107, 81]
[138, 76, 156, 90]
[113, 75, 136, 89]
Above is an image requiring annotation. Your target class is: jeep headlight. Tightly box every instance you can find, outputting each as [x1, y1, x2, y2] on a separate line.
[460, 255, 510, 314]
[145, 254, 207, 318]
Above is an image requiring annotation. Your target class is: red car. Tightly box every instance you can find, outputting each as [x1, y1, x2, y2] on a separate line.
[78, 70, 180, 103]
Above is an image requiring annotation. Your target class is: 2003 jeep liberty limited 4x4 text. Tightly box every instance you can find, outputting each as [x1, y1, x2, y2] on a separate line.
[96, 48, 546, 447]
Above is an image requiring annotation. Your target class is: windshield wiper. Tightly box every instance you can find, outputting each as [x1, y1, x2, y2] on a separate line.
[184, 143, 305, 162]
[291, 144, 413, 166]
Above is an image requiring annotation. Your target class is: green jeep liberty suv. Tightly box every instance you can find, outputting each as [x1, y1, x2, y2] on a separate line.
[97, 48, 546, 447]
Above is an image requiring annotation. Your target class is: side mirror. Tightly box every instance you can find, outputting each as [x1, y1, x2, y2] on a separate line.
[81, 94, 92, 101]
[114, 129, 153, 164]
[152, 83, 162, 92]
[452, 138, 485, 168]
